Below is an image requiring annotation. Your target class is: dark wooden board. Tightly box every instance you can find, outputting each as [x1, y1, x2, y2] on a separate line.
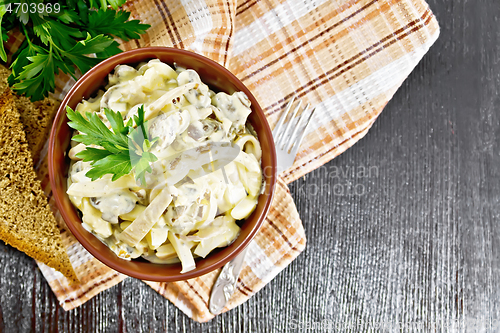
[1, 0, 500, 331]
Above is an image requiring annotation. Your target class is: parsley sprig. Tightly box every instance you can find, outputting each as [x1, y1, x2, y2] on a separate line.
[67, 105, 158, 186]
[0, 0, 150, 101]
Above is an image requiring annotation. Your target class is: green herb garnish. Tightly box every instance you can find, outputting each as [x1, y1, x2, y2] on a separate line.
[66, 105, 158, 186]
[0, 0, 150, 101]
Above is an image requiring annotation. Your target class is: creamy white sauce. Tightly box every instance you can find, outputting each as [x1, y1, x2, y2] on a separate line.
[67, 59, 263, 273]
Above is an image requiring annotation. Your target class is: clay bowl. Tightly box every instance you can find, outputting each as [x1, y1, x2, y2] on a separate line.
[48, 47, 277, 281]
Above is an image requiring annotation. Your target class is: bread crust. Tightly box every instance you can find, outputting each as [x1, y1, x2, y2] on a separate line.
[0, 89, 78, 283]
[0, 65, 59, 165]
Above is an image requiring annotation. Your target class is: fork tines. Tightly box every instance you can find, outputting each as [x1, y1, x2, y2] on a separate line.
[272, 96, 316, 153]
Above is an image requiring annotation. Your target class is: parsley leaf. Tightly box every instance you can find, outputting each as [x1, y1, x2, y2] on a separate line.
[76, 147, 113, 161]
[62, 33, 115, 74]
[14, 0, 47, 25]
[85, 153, 132, 182]
[88, 0, 126, 11]
[106, 0, 127, 10]
[12, 51, 57, 101]
[67, 105, 158, 185]
[54, 9, 81, 25]
[11, 32, 113, 100]
[41, 20, 85, 50]
[8, 38, 43, 86]
[0, 4, 7, 62]
[2, 0, 150, 101]
[95, 40, 122, 58]
[87, 9, 149, 41]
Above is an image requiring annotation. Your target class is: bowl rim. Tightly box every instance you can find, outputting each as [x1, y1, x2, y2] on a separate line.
[48, 46, 277, 281]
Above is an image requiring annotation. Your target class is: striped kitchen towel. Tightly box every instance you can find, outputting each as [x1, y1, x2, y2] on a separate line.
[15, 0, 438, 322]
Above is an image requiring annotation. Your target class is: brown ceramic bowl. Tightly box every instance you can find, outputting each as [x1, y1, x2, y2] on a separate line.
[49, 47, 277, 282]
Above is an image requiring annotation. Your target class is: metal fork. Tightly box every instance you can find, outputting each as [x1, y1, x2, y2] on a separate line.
[272, 96, 316, 171]
[209, 97, 316, 315]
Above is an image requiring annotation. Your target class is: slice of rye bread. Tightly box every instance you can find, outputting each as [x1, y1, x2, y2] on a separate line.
[0, 64, 59, 165]
[0, 89, 78, 283]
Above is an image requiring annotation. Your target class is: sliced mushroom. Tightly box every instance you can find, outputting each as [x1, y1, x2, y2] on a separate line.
[130, 188, 148, 206]
[176, 70, 211, 107]
[89, 191, 137, 224]
[211, 91, 251, 130]
[108, 64, 138, 86]
[186, 118, 221, 141]
[149, 110, 191, 150]
[176, 69, 201, 85]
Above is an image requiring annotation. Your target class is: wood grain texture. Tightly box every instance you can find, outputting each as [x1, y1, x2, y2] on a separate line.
[1, 0, 499, 331]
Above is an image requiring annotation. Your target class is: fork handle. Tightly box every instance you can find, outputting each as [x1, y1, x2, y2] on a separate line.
[209, 246, 250, 314]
